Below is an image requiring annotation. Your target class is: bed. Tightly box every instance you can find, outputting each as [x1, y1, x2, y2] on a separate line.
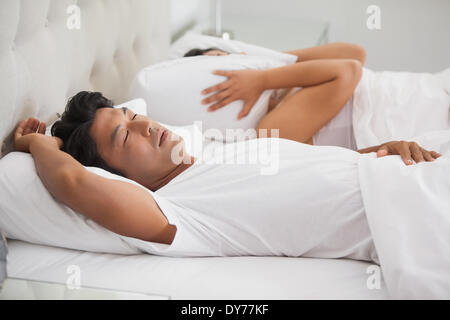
[0, 0, 389, 299]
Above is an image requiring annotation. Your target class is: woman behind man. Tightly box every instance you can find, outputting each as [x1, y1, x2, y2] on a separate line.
[186, 43, 449, 164]
[185, 43, 366, 150]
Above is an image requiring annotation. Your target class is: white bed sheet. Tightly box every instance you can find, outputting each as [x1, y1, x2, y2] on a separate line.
[5, 239, 389, 299]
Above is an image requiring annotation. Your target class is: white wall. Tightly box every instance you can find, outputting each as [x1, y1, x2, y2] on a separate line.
[170, 0, 211, 40]
[221, 0, 450, 73]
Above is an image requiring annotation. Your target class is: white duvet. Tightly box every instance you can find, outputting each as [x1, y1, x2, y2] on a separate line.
[352, 67, 450, 299]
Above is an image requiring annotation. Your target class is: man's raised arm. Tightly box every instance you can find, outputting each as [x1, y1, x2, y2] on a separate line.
[15, 118, 176, 245]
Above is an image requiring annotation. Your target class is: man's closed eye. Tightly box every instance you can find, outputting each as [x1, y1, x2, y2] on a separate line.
[124, 113, 138, 145]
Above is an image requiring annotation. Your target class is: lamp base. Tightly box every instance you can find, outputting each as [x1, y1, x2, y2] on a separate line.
[202, 29, 234, 40]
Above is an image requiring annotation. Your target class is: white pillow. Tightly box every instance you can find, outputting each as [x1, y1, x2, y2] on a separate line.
[128, 54, 288, 142]
[0, 152, 172, 254]
[168, 31, 298, 65]
[115, 98, 148, 117]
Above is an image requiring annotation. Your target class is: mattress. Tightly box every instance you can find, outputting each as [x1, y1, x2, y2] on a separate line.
[6, 239, 389, 299]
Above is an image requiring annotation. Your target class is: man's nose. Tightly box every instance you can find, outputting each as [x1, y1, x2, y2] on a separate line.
[130, 119, 152, 136]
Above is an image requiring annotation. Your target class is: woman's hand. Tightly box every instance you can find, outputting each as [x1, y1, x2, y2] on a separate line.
[376, 140, 441, 165]
[14, 117, 63, 153]
[201, 69, 266, 120]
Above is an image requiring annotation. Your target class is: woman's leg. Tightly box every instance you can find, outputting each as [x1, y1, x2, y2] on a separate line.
[256, 63, 362, 144]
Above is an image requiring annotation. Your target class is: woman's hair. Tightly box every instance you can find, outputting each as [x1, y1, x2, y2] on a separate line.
[51, 91, 125, 176]
[183, 47, 225, 57]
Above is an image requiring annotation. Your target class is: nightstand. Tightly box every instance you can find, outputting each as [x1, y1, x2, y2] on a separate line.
[0, 278, 170, 300]
[193, 14, 329, 51]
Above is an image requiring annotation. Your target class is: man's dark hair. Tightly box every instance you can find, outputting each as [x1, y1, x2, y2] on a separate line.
[51, 91, 125, 176]
[183, 47, 225, 57]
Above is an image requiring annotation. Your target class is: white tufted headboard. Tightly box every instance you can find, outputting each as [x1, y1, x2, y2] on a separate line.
[0, 0, 170, 158]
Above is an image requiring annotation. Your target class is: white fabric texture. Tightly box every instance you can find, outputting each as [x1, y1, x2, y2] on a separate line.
[168, 31, 298, 65]
[358, 129, 450, 299]
[125, 138, 379, 263]
[352, 67, 450, 149]
[314, 67, 450, 151]
[347, 67, 450, 298]
[6, 239, 389, 299]
[128, 55, 292, 142]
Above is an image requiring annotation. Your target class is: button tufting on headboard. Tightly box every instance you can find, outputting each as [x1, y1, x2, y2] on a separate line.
[0, 0, 170, 159]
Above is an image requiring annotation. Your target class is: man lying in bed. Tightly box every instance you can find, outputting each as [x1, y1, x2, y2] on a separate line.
[13, 91, 440, 262]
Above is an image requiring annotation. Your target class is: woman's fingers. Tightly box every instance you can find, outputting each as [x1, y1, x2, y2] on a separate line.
[208, 97, 235, 112]
[202, 72, 232, 96]
[238, 99, 257, 120]
[202, 82, 231, 101]
[212, 70, 233, 77]
[203, 89, 232, 106]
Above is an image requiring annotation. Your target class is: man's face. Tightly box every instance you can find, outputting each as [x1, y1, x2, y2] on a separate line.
[89, 107, 185, 183]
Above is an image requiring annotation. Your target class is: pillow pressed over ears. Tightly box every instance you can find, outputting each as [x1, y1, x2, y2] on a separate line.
[168, 31, 298, 65]
[128, 55, 289, 142]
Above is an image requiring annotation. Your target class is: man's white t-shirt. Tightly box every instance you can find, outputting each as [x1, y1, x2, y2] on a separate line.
[124, 138, 378, 264]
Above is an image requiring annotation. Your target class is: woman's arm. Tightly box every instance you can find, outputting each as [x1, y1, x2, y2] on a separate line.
[284, 42, 366, 65]
[15, 119, 175, 244]
[261, 58, 361, 90]
[202, 58, 361, 119]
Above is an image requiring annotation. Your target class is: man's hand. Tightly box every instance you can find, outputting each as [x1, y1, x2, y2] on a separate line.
[375, 140, 441, 165]
[14, 117, 63, 153]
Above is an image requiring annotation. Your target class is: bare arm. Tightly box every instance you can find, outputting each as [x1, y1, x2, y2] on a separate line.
[285, 42, 367, 65]
[202, 58, 362, 121]
[15, 121, 175, 245]
[255, 59, 362, 143]
[261, 58, 362, 90]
